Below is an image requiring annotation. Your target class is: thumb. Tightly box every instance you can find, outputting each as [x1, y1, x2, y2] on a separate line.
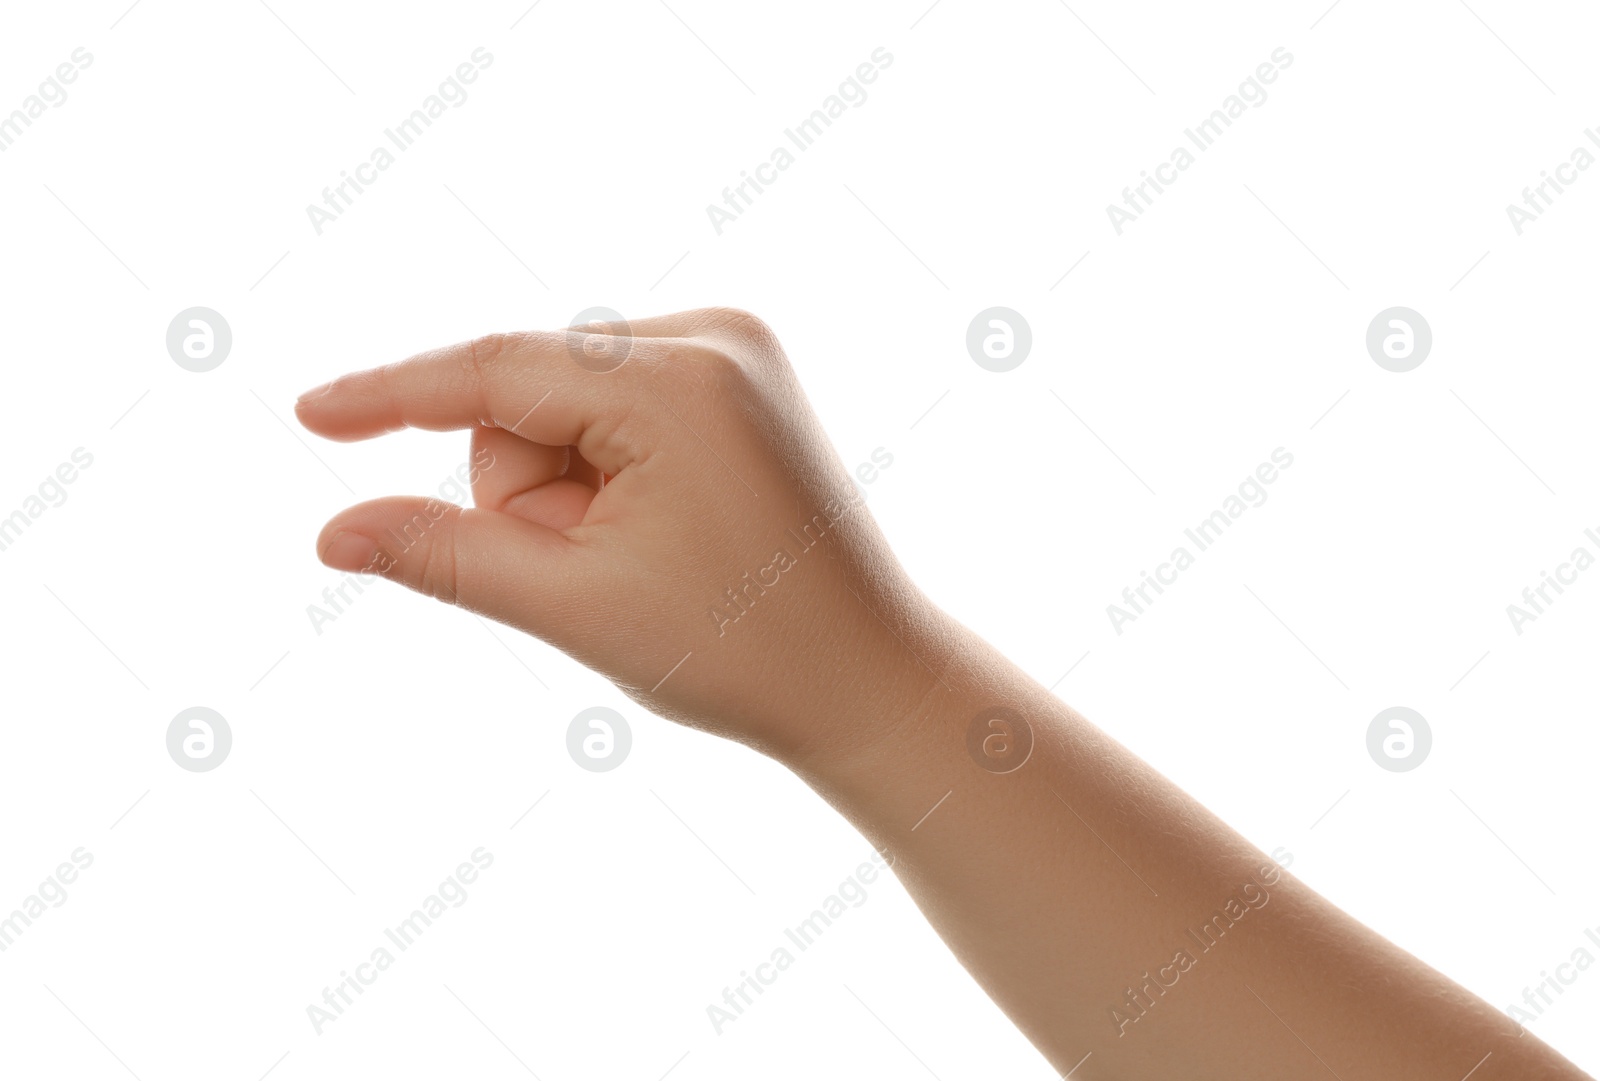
[315, 496, 578, 634]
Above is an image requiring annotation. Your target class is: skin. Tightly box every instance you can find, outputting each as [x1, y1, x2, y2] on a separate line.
[297, 307, 1590, 1079]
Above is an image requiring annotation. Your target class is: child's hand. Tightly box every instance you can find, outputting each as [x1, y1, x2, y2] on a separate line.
[297, 308, 945, 766]
[298, 307, 1590, 1081]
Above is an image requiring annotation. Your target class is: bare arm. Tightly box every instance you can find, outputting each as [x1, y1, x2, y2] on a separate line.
[788, 614, 1574, 1077]
[297, 307, 1589, 1079]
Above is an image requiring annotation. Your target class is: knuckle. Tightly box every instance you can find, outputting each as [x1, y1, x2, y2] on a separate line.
[702, 306, 775, 344]
[690, 307, 788, 379]
[465, 332, 510, 381]
[678, 339, 750, 389]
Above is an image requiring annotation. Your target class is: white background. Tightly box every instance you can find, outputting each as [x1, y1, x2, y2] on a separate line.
[1, 0, 1597, 1077]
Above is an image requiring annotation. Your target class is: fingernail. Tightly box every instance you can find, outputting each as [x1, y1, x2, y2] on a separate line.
[321, 531, 380, 573]
[297, 380, 334, 404]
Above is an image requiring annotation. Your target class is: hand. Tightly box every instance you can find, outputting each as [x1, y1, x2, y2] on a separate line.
[296, 307, 948, 765]
[297, 308, 1593, 1081]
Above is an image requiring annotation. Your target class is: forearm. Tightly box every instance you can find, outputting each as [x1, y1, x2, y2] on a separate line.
[784, 610, 1587, 1079]
[296, 313, 1591, 1077]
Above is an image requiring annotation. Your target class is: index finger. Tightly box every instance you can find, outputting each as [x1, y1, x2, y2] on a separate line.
[294, 330, 657, 470]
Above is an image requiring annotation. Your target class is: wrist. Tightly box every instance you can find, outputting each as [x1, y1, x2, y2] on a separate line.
[776, 605, 1095, 853]
[777, 603, 985, 796]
